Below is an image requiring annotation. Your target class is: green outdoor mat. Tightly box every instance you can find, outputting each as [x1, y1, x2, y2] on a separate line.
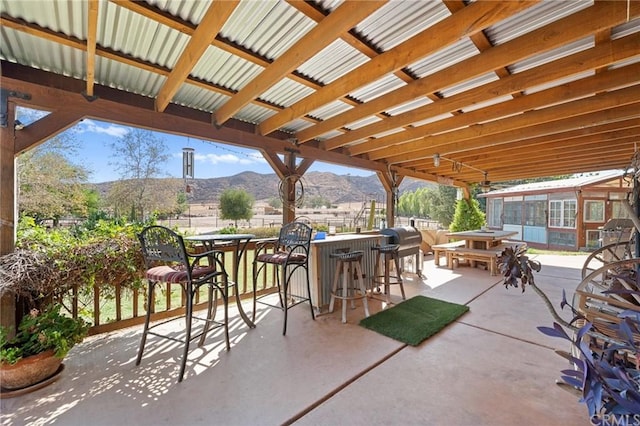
[359, 295, 469, 346]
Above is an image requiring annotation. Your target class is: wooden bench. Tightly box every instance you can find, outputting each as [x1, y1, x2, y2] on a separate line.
[449, 241, 528, 276]
[449, 247, 502, 275]
[431, 240, 465, 266]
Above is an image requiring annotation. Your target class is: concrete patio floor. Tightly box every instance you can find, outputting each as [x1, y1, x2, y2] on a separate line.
[1, 253, 589, 425]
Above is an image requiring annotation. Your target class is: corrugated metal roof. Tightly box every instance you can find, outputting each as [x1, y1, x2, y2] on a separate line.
[344, 115, 381, 131]
[355, 0, 450, 52]
[524, 70, 595, 96]
[147, 0, 210, 25]
[408, 37, 479, 80]
[102, 2, 188, 68]
[191, 46, 263, 92]
[260, 78, 315, 109]
[385, 96, 432, 117]
[174, 83, 227, 112]
[97, 57, 165, 98]
[2, 0, 638, 187]
[221, 1, 314, 60]
[486, 1, 592, 45]
[308, 100, 352, 122]
[349, 74, 406, 104]
[439, 72, 500, 98]
[484, 170, 625, 196]
[297, 38, 369, 85]
[509, 37, 594, 74]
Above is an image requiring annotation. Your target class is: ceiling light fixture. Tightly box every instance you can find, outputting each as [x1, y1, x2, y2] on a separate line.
[433, 153, 440, 167]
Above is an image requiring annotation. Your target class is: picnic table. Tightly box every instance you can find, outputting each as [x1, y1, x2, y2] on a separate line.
[443, 230, 521, 275]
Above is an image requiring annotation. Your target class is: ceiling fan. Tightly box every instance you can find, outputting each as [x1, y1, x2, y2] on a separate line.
[478, 172, 510, 193]
[479, 172, 492, 193]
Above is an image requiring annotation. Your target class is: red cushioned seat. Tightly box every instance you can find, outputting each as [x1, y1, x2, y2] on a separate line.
[252, 221, 315, 335]
[255, 251, 307, 265]
[136, 225, 231, 383]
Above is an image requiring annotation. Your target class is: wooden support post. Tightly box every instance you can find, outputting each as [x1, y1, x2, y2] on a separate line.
[377, 169, 404, 228]
[0, 100, 17, 333]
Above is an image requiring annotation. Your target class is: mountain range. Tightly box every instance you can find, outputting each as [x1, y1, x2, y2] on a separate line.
[95, 171, 436, 205]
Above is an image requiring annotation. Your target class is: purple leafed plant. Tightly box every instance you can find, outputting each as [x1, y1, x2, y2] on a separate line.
[497, 247, 640, 423]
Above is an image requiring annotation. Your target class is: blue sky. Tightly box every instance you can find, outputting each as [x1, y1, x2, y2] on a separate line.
[21, 111, 374, 183]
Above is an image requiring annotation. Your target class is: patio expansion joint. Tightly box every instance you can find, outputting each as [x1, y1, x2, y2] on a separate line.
[457, 321, 556, 352]
[281, 343, 407, 426]
[459, 277, 560, 351]
[463, 277, 505, 306]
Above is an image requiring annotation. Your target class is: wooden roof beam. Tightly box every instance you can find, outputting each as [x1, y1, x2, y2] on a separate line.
[259, 1, 537, 137]
[345, 32, 640, 156]
[14, 109, 85, 155]
[394, 118, 640, 172]
[85, 0, 99, 98]
[381, 86, 640, 165]
[430, 139, 638, 180]
[318, 1, 640, 151]
[436, 129, 640, 169]
[1, 66, 398, 178]
[155, 1, 239, 112]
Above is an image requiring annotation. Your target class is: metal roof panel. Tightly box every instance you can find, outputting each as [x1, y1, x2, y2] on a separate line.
[407, 38, 479, 80]
[308, 100, 353, 122]
[297, 39, 369, 85]
[355, 0, 450, 51]
[192, 45, 263, 92]
[100, 1, 188, 69]
[220, 0, 315, 59]
[349, 74, 407, 103]
[485, 1, 592, 45]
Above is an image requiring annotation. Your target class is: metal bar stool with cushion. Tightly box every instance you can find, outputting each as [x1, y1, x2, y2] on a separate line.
[329, 249, 370, 323]
[137, 225, 231, 383]
[252, 221, 315, 335]
[371, 244, 406, 304]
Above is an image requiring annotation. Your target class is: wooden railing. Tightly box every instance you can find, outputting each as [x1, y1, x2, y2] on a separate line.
[69, 239, 280, 336]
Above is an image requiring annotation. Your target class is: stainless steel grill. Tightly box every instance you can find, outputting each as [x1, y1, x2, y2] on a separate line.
[380, 226, 423, 276]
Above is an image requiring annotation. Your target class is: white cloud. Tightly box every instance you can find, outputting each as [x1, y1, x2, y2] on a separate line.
[78, 119, 129, 138]
[199, 153, 259, 165]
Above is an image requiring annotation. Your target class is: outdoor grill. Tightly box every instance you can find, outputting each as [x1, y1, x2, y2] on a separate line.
[380, 226, 423, 276]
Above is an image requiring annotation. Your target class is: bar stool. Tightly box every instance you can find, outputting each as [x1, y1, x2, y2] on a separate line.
[329, 249, 370, 323]
[371, 244, 406, 303]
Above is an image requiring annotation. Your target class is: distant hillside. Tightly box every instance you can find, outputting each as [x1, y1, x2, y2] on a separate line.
[93, 171, 436, 204]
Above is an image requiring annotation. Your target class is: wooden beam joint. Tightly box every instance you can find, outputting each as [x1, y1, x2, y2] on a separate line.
[0, 89, 31, 127]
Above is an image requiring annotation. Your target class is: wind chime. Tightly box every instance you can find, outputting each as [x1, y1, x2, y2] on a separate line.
[182, 146, 194, 228]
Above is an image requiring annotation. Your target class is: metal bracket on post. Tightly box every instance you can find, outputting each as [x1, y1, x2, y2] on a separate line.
[81, 91, 99, 102]
[0, 89, 32, 128]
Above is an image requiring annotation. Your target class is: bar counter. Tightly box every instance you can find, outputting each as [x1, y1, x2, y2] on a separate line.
[304, 233, 387, 310]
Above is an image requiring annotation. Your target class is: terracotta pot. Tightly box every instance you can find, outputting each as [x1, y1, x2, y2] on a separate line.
[0, 350, 62, 390]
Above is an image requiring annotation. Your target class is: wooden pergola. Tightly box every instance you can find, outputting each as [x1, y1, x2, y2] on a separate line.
[2, 0, 639, 254]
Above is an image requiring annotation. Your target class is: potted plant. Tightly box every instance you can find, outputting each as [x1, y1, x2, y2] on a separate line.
[0, 249, 89, 391]
[498, 246, 640, 423]
[0, 305, 89, 390]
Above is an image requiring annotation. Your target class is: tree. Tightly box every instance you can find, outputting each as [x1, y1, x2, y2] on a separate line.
[397, 185, 457, 227]
[306, 195, 331, 209]
[268, 197, 282, 209]
[16, 119, 90, 224]
[431, 185, 458, 227]
[219, 188, 254, 227]
[106, 178, 183, 220]
[449, 198, 485, 232]
[107, 128, 171, 221]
